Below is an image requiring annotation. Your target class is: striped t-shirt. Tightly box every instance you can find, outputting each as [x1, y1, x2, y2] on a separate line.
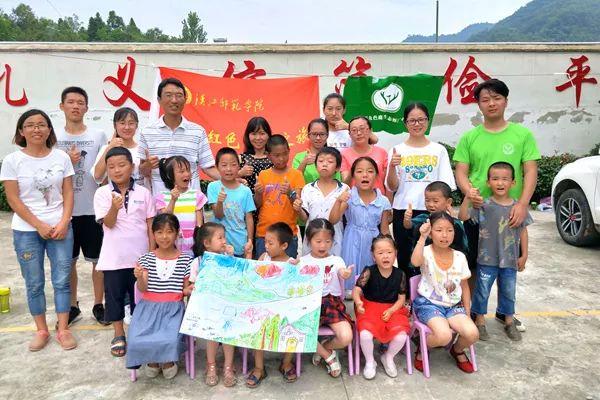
[138, 116, 215, 195]
[138, 252, 192, 299]
[155, 189, 207, 254]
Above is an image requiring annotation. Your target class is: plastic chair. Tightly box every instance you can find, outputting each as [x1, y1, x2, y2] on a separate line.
[408, 275, 477, 378]
[129, 283, 195, 381]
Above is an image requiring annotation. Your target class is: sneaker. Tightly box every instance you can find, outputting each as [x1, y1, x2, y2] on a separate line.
[363, 362, 376, 380]
[504, 322, 522, 341]
[476, 324, 490, 341]
[496, 312, 526, 332]
[162, 363, 178, 379]
[145, 364, 161, 378]
[92, 304, 110, 325]
[381, 352, 398, 378]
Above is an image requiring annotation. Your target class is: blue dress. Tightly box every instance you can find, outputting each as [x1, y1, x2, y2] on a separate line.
[341, 187, 392, 291]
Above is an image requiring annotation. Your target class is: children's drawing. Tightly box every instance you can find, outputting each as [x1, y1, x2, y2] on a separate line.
[180, 252, 325, 353]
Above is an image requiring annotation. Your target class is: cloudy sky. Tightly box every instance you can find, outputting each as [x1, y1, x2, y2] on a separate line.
[0, 0, 531, 42]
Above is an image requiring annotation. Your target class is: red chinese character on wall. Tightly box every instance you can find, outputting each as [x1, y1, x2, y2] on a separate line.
[555, 55, 598, 108]
[103, 56, 151, 111]
[333, 56, 372, 93]
[223, 60, 266, 79]
[0, 64, 28, 107]
[443, 56, 491, 104]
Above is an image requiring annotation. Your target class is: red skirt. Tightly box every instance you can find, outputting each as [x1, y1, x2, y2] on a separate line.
[356, 298, 410, 343]
[320, 294, 353, 326]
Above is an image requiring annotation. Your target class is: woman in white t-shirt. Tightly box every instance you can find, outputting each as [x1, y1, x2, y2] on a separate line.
[0, 109, 77, 352]
[323, 93, 378, 150]
[385, 102, 456, 275]
[91, 107, 148, 188]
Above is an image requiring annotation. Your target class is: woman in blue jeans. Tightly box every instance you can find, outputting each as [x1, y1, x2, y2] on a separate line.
[0, 109, 77, 351]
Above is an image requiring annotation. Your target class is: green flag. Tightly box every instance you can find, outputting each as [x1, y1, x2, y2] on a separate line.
[342, 74, 444, 135]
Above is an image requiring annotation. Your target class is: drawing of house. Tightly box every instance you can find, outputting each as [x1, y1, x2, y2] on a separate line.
[278, 324, 306, 352]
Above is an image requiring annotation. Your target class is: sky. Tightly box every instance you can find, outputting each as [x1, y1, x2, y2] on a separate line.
[0, 0, 532, 43]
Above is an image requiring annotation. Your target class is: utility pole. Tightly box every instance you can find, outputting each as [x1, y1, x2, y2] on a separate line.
[435, 0, 439, 43]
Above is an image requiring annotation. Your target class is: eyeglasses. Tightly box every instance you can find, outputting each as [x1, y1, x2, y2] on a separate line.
[309, 132, 328, 138]
[349, 127, 370, 134]
[405, 118, 428, 126]
[23, 123, 49, 130]
[161, 92, 185, 100]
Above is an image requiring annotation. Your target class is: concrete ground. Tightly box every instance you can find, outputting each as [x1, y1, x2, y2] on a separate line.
[0, 210, 599, 400]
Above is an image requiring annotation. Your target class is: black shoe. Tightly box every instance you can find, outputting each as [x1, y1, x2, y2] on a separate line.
[92, 304, 110, 326]
[378, 343, 389, 354]
[495, 312, 526, 332]
[56, 303, 82, 330]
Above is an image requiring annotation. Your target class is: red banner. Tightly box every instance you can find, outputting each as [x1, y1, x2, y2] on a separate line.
[158, 67, 320, 156]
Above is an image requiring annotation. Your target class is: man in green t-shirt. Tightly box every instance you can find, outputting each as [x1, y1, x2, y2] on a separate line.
[453, 78, 540, 330]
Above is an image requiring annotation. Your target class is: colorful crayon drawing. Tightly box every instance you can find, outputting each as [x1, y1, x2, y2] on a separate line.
[180, 252, 325, 353]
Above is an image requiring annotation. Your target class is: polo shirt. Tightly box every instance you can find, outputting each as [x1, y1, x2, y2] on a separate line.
[94, 180, 156, 271]
[138, 116, 215, 195]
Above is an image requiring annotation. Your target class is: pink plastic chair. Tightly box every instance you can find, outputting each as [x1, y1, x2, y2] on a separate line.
[129, 283, 195, 381]
[409, 275, 477, 378]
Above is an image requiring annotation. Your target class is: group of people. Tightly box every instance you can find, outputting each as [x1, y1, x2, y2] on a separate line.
[1, 75, 540, 386]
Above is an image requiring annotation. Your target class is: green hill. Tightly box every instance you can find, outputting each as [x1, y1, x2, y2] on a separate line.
[403, 23, 493, 43]
[468, 0, 600, 42]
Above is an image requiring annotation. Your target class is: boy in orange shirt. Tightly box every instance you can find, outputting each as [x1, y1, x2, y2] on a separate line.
[254, 134, 305, 257]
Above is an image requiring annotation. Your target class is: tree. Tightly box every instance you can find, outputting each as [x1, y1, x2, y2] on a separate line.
[180, 11, 207, 43]
[87, 12, 108, 41]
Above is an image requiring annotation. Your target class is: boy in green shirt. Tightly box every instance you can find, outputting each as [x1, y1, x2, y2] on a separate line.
[453, 79, 540, 331]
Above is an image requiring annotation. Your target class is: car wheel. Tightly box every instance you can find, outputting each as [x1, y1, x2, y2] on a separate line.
[555, 188, 600, 246]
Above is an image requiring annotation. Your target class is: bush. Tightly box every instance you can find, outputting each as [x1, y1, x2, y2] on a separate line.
[439, 142, 464, 205]
[587, 142, 600, 157]
[0, 182, 9, 212]
[533, 153, 578, 202]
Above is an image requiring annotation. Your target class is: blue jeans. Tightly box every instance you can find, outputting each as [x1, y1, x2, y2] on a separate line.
[255, 237, 298, 259]
[413, 296, 466, 324]
[13, 227, 74, 316]
[471, 264, 517, 317]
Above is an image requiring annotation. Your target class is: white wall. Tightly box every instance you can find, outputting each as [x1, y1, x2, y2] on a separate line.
[0, 43, 598, 157]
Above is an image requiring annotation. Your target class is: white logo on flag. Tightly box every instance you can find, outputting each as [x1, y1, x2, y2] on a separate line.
[372, 83, 404, 113]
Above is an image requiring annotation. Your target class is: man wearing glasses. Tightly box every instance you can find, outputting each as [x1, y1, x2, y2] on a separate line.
[139, 77, 220, 195]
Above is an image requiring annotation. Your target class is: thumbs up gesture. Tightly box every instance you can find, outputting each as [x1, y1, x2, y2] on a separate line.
[280, 177, 291, 196]
[467, 182, 483, 208]
[217, 186, 227, 204]
[68, 144, 81, 165]
[390, 147, 402, 167]
[292, 197, 303, 213]
[170, 186, 181, 201]
[111, 192, 124, 210]
[340, 264, 354, 280]
[336, 186, 351, 204]
[419, 219, 431, 238]
[108, 132, 124, 149]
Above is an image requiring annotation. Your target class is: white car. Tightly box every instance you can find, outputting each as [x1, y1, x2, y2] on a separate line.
[551, 155, 600, 246]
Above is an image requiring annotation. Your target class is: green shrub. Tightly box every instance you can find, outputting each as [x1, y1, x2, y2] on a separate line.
[439, 142, 464, 205]
[587, 142, 600, 157]
[533, 153, 578, 202]
[0, 182, 9, 212]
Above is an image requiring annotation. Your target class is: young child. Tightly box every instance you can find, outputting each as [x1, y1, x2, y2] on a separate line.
[410, 212, 479, 374]
[330, 156, 392, 297]
[126, 213, 194, 379]
[254, 134, 305, 258]
[207, 147, 255, 258]
[246, 222, 299, 388]
[93, 146, 156, 358]
[459, 162, 531, 342]
[56, 86, 109, 325]
[300, 218, 354, 378]
[353, 235, 410, 380]
[189, 222, 237, 387]
[155, 156, 207, 255]
[404, 181, 469, 281]
[298, 146, 349, 256]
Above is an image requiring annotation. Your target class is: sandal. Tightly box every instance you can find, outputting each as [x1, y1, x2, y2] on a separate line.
[205, 362, 218, 386]
[324, 350, 341, 378]
[56, 329, 77, 350]
[223, 365, 237, 387]
[29, 330, 50, 352]
[414, 342, 424, 373]
[110, 335, 126, 357]
[245, 368, 267, 389]
[449, 344, 474, 374]
[279, 363, 297, 383]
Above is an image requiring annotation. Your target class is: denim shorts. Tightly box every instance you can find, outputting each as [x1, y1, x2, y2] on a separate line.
[413, 295, 466, 324]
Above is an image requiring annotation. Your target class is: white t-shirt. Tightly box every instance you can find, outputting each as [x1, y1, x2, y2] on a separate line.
[417, 245, 471, 307]
[327, 130, 352, 150]
[300, 254, 346, 297]
[90, 144, 148, 189]
[55, 127, 108, 216]
[300, 180, 348, 257]
[0, 149, 74, 231]
[385, 141, 456, 211]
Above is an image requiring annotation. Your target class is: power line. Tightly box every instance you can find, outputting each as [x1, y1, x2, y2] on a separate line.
[45, 0, 63, 18]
